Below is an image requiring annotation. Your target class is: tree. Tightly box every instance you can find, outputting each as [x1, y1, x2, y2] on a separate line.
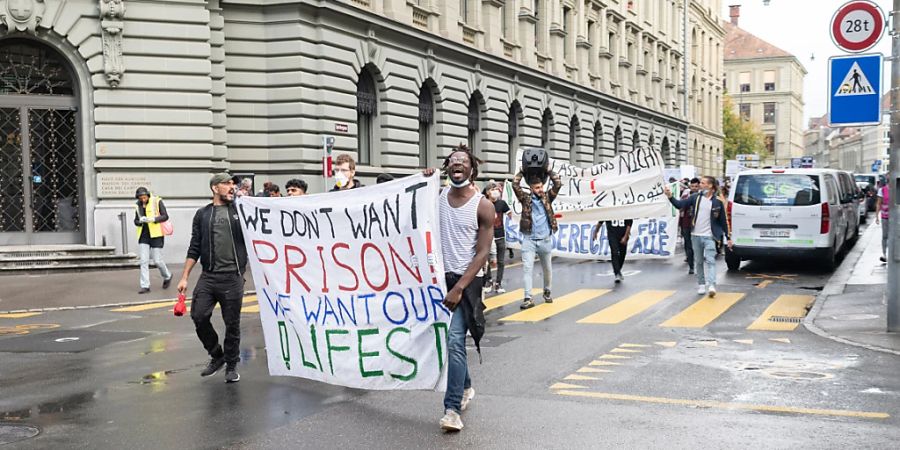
[722, 95, 765, 160]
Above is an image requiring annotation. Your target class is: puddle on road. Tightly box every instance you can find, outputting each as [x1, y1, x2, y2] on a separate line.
[0, 390, 101, 422]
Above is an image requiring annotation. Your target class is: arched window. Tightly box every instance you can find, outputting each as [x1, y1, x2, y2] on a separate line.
[613, 125, 622, 155]
[508, 101, 522, 172]
[356, 68, 377, 165]
[593, 121, 603, 164]
[467, 92, 483, 156]
[632, 129, 640, 151]
[418, 83, 434, 168]
[541, 108, 553, 149]
[661, 137, 671, 166]
[568, 115, 579, 164]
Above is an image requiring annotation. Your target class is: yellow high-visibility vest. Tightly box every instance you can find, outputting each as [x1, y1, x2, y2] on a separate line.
[135, 196, 164, 239]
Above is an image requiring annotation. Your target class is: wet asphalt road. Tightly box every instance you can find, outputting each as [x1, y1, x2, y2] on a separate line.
[2, 225, 899, 449]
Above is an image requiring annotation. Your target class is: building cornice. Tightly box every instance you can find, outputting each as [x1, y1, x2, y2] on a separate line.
[299, 0, 689, 129]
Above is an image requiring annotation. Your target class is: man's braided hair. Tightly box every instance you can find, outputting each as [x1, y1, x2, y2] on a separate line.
[441, 143, 483, 181]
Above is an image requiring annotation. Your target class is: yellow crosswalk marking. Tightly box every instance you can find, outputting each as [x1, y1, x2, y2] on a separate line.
[577, 290, 675, 324]
[577, 367, 612, 373]
[659, 293, 745, 328]
[698, 340, 718, 347]
[655, 341, 677, 348]
[0, 312, 41, 319]
[598, 354, 630, 359]
[243, 304, 260, 313]
[589, 360, 621, 366]
[484, 289, 540, 312]
[734, 339, 754, 345]
[550, 382, 587, 390]
[564, 374, 600, 381]
[611, 348, 641, 353]
[499, 289, 609, 322]
[746, 295, 814, 331]
[111, 301, 176, 312]
[769, 337, 791, 344]
[619, 343, 651, 348]
[111, 295, 258, 312]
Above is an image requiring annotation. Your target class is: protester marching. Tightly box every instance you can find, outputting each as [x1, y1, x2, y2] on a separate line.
[173, 143, 716, 434]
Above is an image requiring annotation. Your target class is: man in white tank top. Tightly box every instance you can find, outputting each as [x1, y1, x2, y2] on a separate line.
[424, 144, 494, 432]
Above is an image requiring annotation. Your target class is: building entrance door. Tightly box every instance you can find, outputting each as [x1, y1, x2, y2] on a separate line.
[0, 39, 82, 245]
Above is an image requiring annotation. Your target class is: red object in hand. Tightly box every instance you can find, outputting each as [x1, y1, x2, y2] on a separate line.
[174, 293, 187, 317]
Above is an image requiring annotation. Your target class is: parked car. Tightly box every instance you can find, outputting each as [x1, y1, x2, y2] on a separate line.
[853, 173, 878, 211]
[856, 181, 870, 222]
[726, 169, 860, 271]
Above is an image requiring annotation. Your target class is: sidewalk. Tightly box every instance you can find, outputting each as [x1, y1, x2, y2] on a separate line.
[805, 222, 900, 355]
[0, 264, 256, 313]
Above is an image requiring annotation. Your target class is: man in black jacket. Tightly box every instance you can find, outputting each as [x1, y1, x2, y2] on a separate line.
[177, 173, 249, 383]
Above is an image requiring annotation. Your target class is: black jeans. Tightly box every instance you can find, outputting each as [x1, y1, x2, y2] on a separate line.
[682, 227, 694, 270]
[191, 271, 245, 364]
[607, 227, 628, 276]
[485, 237, 507, 287]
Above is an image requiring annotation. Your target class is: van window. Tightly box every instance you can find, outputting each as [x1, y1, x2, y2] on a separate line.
[825, 176, 839, 204]
[733, 174, 821, 206]
[837, 173, 854, 203]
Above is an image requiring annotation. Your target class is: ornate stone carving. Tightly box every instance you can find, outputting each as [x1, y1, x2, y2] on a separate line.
[99, 0, 125, 88]
[1, 0, 47, 32]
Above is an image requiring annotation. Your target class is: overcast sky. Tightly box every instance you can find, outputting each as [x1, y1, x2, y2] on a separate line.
[721, 0, 891, 128]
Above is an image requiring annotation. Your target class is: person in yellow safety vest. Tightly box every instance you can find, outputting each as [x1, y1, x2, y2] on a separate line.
[134, 186, 172, 294]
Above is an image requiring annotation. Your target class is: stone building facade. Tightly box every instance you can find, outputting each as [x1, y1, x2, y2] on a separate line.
[723, 5, 805, 168]
[0, 0, 723, 262]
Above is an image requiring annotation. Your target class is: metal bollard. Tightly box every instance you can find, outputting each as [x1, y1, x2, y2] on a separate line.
[118, 211, 129, 255]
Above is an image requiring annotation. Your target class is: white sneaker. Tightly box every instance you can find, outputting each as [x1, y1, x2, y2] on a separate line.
[708, 286, 716, 298]
[496, 287, 506, 294]
[460, 387, 475, 411]
[440, 409, 463, 432]
[697, 285, 706, 295]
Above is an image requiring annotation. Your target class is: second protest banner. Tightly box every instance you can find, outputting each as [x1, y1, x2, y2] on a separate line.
[236, 174, 450, 390]
[503, 147, 676, 260]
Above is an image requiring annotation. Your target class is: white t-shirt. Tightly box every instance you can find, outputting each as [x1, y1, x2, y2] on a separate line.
[692, 195, 713, 237]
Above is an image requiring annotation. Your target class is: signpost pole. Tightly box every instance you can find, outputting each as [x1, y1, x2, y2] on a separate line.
[888, 0, 900, 332]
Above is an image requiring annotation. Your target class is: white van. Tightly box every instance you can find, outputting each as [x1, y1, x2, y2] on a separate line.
[726, 169, 859, 271]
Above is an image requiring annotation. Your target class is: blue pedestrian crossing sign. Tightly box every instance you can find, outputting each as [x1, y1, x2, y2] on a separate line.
[828, 53, 883, 126]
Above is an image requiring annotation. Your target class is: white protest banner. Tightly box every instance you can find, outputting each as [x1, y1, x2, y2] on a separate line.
[501, 147, 676, 259]
[236, 174, 450, 390]
[503, 216, 677, 260]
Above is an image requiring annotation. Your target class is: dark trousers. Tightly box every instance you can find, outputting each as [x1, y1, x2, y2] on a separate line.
[485, 237, 507, 287]
[607, 227, 628, 276]
[191, 271, 245, 364]
[682, 227, 694, 270]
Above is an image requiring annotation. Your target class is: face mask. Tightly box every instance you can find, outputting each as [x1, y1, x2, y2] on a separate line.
[490, 190, 501, 200]
[448, 177, 470, 188]
[335, 172, 349, 188]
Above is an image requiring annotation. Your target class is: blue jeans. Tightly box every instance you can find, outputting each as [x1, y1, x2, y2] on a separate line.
[139, 243, 171, 289]
[522, 236, 553, 297]
[692, 235, 717, 288]
[443, 308, 471, 413]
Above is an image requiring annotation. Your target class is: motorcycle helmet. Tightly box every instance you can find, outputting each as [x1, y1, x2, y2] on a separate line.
[521, 147, 549, 185]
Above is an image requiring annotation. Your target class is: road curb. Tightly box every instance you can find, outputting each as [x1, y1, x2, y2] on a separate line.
[803, 226, 900, 356]
[0, 290, 258, 315]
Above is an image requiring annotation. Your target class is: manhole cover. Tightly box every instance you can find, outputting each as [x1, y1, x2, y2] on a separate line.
[831, 314, 880, 321]
[0, 423, 40, 445]
[763, 370, 834, 380]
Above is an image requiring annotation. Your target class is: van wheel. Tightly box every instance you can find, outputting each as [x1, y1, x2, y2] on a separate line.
[725, 249, 741, 271]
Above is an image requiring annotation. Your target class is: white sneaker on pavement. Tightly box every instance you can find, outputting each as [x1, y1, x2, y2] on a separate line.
[460, 387, 475, 411]
[697, 285, 706, 295]
[440, 409, 463, 432]
[708, 286, 716, 298]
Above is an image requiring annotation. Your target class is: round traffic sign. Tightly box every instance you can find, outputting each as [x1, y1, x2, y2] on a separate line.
[831, 0, 886, 53]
